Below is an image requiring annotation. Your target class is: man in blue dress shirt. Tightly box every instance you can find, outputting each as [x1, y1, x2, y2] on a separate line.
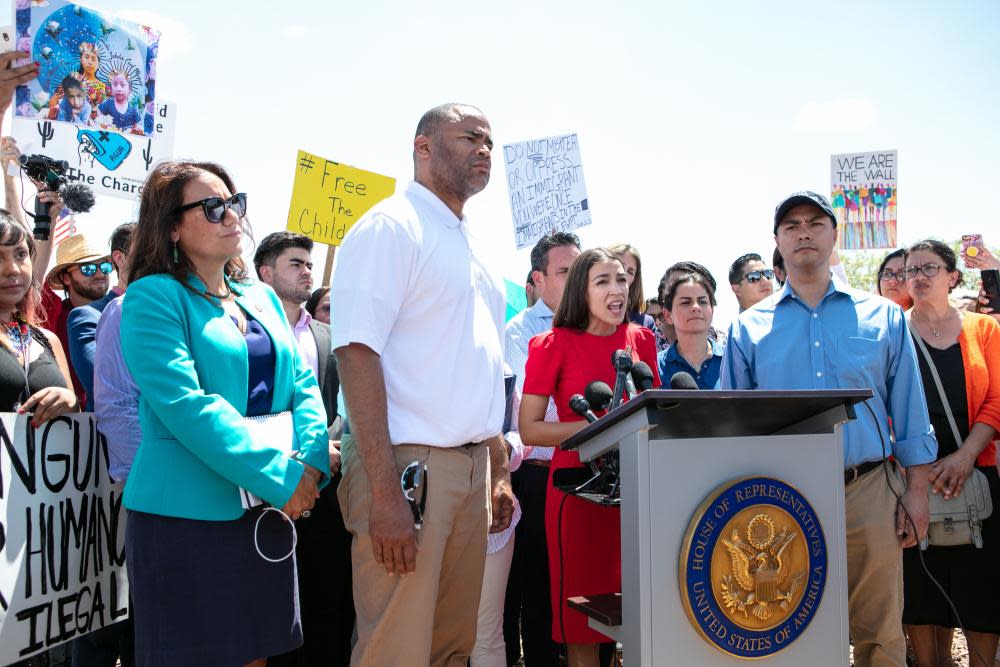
[721, 191, 936, 667]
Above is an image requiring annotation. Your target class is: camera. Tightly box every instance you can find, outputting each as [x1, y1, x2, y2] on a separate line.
[19, 153, 70, 241]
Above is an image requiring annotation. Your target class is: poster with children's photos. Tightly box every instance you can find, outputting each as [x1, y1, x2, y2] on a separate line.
[13, 0, 160, 137]
[11, 100, 177, 201]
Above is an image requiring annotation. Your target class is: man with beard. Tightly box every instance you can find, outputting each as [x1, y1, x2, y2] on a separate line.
[44, 234, 111, 408]
[253, 231, 354, 666]
[331, 103, 514, 666]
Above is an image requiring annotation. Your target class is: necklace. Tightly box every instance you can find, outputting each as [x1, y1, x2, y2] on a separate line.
[203, 285, 231, 300]
[3, 314, 32, 411]
[915, 311, 951, 339]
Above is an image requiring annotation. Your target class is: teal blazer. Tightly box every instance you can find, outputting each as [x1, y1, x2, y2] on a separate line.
[120, 273, 330, 520]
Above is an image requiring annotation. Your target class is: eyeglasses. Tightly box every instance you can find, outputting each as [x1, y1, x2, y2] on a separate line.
[743, 269, 774, 284]
[903, 263, 942, 280]
[400, 461, 428, 530]
[878, 269, 906, 283]
[650, 311, 665, 322]
[173, 193, 247, 223]
[77, 261, 114, 277]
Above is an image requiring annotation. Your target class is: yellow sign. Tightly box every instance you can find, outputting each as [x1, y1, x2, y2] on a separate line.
[286, 150, 396, 246]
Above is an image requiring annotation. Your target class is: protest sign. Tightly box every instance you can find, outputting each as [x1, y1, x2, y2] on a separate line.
[14, 0, 160, 137]
[503, 133, 590, 250]
[286, 150, 396, 247]
[830, 149, 897, 250]
[12, 100, 177, 201]
[0, 413, 128, 664]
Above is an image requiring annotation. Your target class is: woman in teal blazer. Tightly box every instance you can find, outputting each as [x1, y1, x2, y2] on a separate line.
[120, 160, 329, 667]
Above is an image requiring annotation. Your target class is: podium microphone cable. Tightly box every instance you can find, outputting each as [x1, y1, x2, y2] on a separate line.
[862, 400, 991, 667]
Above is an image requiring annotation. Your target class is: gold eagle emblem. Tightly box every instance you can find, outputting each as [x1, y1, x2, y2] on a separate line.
[719, 514, 807, 621]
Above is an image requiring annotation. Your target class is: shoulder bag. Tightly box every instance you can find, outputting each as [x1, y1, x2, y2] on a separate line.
[906, 314, 992, 548]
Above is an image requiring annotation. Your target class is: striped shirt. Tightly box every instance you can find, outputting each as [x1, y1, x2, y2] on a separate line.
[93, 296, 141, 482]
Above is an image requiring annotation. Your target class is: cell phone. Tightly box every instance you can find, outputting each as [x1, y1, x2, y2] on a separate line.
[962, 234, 985, 259]
[982, 269, 1000, 313]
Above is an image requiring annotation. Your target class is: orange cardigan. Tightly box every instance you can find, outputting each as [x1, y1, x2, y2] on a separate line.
[957, 313, 1000, 467]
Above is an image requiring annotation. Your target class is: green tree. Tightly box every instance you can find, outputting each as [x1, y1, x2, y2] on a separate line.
[840, 239, 993, 293]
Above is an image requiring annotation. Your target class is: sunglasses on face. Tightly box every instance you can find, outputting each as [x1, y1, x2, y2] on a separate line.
[173, 192, 247, 223]
[903, 263, 943, 280]
[77, 261, 114, 277]
[400, 461, 428, 530]
[878, 269, 907, 283]
[743, 269, 774, 284]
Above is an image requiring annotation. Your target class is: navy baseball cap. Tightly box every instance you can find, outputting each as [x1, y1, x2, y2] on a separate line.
[773, 191, 836, 234]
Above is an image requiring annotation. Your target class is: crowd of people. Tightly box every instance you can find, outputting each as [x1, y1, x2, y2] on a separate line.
[2, 53, 999, 667]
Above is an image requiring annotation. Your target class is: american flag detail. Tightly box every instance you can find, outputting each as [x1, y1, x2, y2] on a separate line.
[53, 214, 75, 245]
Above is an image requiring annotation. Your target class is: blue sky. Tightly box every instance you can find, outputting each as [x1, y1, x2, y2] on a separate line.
[6, 0, 999, 325]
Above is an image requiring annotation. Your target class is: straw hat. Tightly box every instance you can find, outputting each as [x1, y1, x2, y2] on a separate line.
[45, 234, 111, 290]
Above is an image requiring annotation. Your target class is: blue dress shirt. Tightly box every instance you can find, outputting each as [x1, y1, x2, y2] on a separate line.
[721, 277, 936, 468]
[68, 289, 121, 411]
[658, 337, 725, 390]
[504, 299, 558, 461]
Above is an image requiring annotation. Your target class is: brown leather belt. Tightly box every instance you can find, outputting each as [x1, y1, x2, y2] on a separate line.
[844, 459, 884, 486]
[522, 459, 551, 468]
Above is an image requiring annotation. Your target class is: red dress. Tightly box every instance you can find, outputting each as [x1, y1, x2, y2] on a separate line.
[523, 323, 660, 643]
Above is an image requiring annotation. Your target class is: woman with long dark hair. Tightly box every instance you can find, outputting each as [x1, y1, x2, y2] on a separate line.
[519, 247, 660, 666]
[120, 161, 330, 667]
[0, 211, 77, 421]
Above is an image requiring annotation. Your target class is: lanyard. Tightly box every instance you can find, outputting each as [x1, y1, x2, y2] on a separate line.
[5, 320, 33, 410]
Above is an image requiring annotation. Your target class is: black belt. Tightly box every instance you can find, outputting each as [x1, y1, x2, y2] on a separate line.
[844, 459, 885, 486]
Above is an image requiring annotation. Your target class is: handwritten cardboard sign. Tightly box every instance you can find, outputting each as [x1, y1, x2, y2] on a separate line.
[286, 150, 396, 246]
[830, 149, 898, 249]
[0, 414, 129, 664]
[503, 133, 591, 249]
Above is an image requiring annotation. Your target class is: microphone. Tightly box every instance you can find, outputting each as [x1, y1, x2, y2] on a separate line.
[569, 394, 598, 423]
[670, 371, 699, 390]
[610, 350, 634, 410]
[585, 381, 614, 413]
[631, 361, 655, 392]
[60, 181, 96, 213]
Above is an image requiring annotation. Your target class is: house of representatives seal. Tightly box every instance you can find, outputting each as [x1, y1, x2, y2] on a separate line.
[679, 476, 828, 659]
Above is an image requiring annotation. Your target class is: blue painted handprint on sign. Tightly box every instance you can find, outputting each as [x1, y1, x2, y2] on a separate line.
[77, 127, 131, 171]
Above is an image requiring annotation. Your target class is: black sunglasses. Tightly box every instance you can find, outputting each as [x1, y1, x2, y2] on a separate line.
[77, 261, 114, 277]
[400, 461, 428, 530]
[174, 193, 247, 223]
[743, 269, 775, 283]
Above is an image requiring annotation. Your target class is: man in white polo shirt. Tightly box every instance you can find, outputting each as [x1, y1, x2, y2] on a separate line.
[331, 103, 514, 667]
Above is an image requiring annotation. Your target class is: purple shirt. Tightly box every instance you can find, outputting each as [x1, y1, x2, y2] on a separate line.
[93, 296, 141, 482]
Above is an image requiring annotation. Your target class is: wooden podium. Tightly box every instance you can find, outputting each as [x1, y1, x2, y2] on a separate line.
[561, 389, 871, 666]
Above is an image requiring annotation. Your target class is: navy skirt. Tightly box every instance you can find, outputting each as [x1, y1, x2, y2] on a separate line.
[126, 507, 302, 667]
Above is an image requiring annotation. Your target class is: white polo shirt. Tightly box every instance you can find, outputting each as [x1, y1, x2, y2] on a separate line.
[330, 181, 506, 447]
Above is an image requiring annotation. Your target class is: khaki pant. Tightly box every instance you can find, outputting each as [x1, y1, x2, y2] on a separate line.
[845, 464, 907, 667]
[339, 437, 490, 667]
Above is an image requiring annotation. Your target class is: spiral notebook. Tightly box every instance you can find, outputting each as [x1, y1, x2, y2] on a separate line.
[239, 411, 296, 510]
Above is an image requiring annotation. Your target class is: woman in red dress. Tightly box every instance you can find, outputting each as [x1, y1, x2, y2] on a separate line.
[520, 247, 660, 666]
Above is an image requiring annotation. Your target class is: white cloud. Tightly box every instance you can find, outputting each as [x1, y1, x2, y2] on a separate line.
[792, 98, 878, 133]
[281, 24, 309, 38]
